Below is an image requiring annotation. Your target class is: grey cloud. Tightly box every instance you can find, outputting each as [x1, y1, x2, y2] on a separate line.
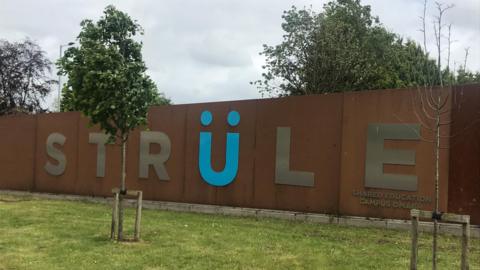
[0, 0, 478, 108]
[365, 0, 479, 72]
[189, 32, 252, 67]
[444, 0, 480, 31]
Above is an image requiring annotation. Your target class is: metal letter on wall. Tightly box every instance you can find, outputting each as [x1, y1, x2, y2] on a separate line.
[198, 110, 240, 187]
[44, 132, 67, 176]
[139, 131, 171, 180]
[365, 123, 420, 191]
[275, 127, 314, 187]
[89, 133, 109, 178]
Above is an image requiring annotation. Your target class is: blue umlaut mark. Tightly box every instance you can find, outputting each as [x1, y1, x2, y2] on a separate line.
[198, 110, 240, 187]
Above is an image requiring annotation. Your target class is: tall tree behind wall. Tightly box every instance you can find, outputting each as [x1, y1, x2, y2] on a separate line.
[0, 39, 55, 115]
[251, 0, 442, 97]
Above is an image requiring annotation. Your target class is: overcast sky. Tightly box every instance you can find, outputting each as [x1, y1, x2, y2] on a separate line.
[1, 0, 479, 108]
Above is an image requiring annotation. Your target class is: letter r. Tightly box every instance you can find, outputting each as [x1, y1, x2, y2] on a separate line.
[139, 131, 171, 180]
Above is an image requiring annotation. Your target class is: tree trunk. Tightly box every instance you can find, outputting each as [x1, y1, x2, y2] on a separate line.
[433, 219, 438, 269]
[117, 136, 127, 241]
[432, 96, 441, 270]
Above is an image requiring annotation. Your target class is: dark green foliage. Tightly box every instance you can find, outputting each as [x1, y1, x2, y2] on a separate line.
[456, 68, 480, 84]
[57, 5, 169, 140]
[253, 0, 441, 96]
[0, 39, 55, 115]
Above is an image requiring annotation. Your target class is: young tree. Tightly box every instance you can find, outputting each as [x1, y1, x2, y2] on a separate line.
[0, 39, 56, 115]
[409, 5, 478, 268]
[252, 0, 439, 97]
[57, 5, 169, 240]
[432, 2, 454, 87]
[411, 85, 450, 270]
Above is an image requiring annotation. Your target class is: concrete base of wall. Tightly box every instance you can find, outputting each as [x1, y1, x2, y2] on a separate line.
[1, 189, 478, 238]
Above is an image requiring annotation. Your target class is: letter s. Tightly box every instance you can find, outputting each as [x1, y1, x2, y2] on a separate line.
[44, 132, 67, 176]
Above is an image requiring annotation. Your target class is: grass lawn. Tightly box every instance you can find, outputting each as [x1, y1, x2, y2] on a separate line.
[0, 194, 478, 270]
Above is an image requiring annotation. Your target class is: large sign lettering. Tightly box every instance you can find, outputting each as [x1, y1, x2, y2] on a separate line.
[89, 133, 109, 177]
[364, 123, 420, 191]
[139, 131, 171, 180]
[42, 114, 421, 193]
[6, 85, 473, 222]
[198, 110, 240, 187]
[275, 127, 314, 187]
[44, 132, 67, 176]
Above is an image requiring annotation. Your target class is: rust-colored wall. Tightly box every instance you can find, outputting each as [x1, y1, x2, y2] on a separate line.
[127, 96, 343, 214]
[127, 105, 188, 202]
[77, 115, 121, 197]
[0, 114, 36, 190]
[339, 88, 450, 220]
[1, 85, 479, 224]
[183, 100, 258, 207]
[34, 112, 80, 194]
[252, 95, 343, 213]
[448, 84, 480, 224]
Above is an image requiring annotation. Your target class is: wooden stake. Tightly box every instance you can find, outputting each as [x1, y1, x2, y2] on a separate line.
[134, 191, 143, 241]
[461, 222, 470, 270]
[110, 192, 119, 240]
[410, 215, 419, 270]
[410, 209, 470, 270]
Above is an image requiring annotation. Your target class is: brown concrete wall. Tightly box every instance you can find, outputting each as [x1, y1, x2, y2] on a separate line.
[339, 88, 450, 220]
[1, 85, 479, 224]
[126, 105, 188, 202]
[77, 115, 121, 197]
[34, 112, 80, 194]
[448, 84, 480, 224]
[128, 96, 342, 213]
[185, 100, 258, 207]
[252, 95, 343, 213]
[0, 114, 36, 190]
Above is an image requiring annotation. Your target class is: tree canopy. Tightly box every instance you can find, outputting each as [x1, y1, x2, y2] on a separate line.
[0, 39, 55, 115]
[252, 0, 442, 96]
[57, 5, 170, 241]
[456, 68, 480, 85]
[57, 5, 169, 140]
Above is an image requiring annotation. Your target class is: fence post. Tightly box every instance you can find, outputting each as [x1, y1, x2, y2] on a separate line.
[134, 191, 143, 241]
[110, 192, 119, 240]
[410, 211, 419, 270]
[461, 221, 470, 270]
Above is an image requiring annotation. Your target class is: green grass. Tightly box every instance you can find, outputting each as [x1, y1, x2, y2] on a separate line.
[0, 195, 478, 270]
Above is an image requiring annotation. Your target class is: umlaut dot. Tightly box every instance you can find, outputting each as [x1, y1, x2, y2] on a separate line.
[227, 110, 240, 127]
[200, 110, 213, 126]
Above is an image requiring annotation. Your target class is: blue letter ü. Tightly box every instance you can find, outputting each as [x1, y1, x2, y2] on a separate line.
[198, 110, 240, 187]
